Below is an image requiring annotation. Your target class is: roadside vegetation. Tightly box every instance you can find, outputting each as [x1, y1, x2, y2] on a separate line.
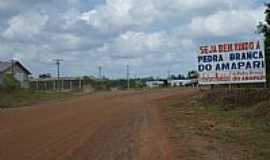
[0, 89, 70, 109]
[0, 73, 71, 109]
[91, 79, 146, 90]
[0, 73, 147, 109]
[162, 89, 270, 160]
[198, 89, 270, 160]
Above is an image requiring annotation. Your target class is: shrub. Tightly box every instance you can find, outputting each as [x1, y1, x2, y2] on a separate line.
[197, 89, 270, 111]
[3, 73, 20, 91]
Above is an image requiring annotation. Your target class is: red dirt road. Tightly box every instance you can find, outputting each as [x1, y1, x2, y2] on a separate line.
[0, 89, 187, 160]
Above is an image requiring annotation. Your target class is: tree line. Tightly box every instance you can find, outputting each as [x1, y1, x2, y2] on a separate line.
[257, 3, 270, 86]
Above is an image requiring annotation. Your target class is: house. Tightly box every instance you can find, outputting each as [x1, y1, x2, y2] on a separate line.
[0, 61, 31, 88]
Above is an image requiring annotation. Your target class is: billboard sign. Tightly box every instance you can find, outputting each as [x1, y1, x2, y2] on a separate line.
[198, 40, 266, 85]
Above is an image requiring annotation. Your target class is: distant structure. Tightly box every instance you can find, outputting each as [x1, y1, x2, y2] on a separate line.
[39, 73, 52, 79]
[30, 76, 96, 92]
[146, 81, 165, 88]
[168, 79, 197, 87]
[0, 60, 31, 88]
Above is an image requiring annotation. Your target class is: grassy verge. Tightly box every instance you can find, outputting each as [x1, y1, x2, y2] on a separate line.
[162, 89, 270, 160]
[0, 89, 72, 109]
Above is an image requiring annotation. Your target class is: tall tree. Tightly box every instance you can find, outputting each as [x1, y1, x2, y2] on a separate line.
[187, 70, 199, 79]
[257, 3, 270, 86]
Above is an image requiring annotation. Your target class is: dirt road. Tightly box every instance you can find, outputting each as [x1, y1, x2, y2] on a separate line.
[0, 89, 187, 160]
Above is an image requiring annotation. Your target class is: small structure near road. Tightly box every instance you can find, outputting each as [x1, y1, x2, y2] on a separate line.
[30, 76, 95, 92]
[146, 79, 198, 88]
[0, 60, 31, 88]
[168, 79, 198, 87]
[146, 81, 165, 88]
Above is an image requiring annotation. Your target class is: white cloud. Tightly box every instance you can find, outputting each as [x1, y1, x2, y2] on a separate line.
[0, 0, 266, 77]
[79, 0, 256, 32]
[172, 0, 237, 11]
[79, 0, 160, 32]
[80, 0, 132, 28]
[0, 0, 25, 10]
[94, 30, 196, 73]
[188, 7, 264, 37]
[2, 12, 49, 39]
[61, 8, 81, 29]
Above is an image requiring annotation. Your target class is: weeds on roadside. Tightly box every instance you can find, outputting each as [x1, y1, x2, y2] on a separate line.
[162, 89, 270, 160]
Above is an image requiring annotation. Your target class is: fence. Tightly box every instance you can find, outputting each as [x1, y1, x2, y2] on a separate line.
[29, 77, 94, 92]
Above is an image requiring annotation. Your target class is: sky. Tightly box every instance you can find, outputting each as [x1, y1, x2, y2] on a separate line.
[0, 0, 266, 78]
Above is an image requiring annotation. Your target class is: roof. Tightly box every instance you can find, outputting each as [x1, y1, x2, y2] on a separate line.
[0, 62, 11, 72]
[0, 61, 31, 75]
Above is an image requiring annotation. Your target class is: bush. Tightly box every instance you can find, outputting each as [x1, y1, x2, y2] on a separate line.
[245, 100, 270, 121]
[3, 73, 20, 91]
[197, 89, 270, 111]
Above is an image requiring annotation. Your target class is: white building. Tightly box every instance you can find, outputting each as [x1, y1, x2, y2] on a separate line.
[146, 81, 165, 88]
[168, 79, 198, 87]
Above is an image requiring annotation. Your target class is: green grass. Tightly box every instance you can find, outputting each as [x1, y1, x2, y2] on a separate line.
[0, 89, 72, 108]
[162, 89, 270, 160]
[202, 105, 270, 160]
[194, 90, 270, 160]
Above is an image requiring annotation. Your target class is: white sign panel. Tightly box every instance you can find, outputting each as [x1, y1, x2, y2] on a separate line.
[198, 40, 266, 85]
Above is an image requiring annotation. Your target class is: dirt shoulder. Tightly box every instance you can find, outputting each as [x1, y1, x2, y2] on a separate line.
[160, 89, 270, 160]
[3, 88, 266, 160]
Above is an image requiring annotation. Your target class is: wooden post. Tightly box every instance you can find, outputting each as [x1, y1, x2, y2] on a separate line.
[70, 80, 72, 90]
[40, 82, 43, 91]
[44, 81, 47, 91]
[62, 80, 64, 91]
[36, 81, 39, 90]
[79, 79, 82, 90]
[53, 80, 56, 91]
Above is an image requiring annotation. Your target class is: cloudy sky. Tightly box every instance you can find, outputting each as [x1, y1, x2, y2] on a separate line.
[0, 0, 266, 78]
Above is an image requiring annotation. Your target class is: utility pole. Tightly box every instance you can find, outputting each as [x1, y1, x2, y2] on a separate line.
[54, 59, 63, 91]
[134, 72, 137, 80]
[98, 66, 102, 80]
[127, 65, 130, 90]
[167, 70, 171, 80]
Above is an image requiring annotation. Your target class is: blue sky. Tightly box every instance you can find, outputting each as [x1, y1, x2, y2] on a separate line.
[0, 0, 266, 78]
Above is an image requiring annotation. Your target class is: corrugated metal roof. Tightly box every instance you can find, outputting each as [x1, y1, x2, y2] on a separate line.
[0, 61, 12, 72]
[0, 61, 31, 74]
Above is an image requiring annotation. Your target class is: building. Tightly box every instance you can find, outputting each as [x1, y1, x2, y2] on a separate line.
[29, 76, 96, 92]
[0, 61, 31, 88]
[168, 80, 189, 87]
[146, 81, 165, 88]
[168, 79, 198, 87]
